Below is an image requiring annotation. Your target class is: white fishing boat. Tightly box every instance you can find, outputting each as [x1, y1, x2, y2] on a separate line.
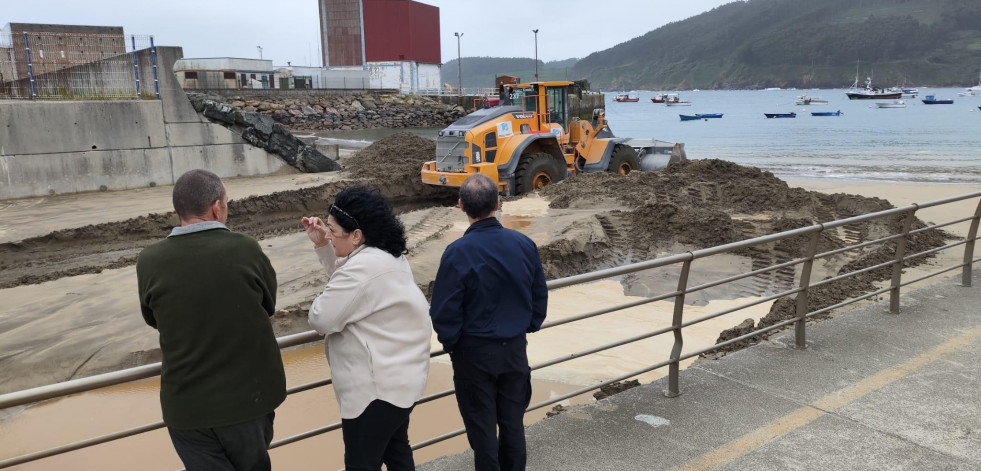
[876, 100, 907, 108]
[663, 93, 692, 106]
[846, 61, 901, 100]
[794, 94, 828, 105]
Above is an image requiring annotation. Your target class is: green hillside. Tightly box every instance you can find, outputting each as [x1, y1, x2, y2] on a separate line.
[573, 0, 981, 89]
[440, 57, 579, 89]
[440, 0, 981, 91]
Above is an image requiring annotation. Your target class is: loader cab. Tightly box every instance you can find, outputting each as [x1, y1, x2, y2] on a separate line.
[504, 81, 572, 133]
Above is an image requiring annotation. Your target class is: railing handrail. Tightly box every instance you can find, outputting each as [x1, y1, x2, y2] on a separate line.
[2, 190, 979, 469]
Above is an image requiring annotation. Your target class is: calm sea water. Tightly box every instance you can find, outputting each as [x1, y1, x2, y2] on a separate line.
[317, 88, 981, 184]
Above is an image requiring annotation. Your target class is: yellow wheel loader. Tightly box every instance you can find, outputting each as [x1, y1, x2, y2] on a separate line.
[420, 81, 687, 195]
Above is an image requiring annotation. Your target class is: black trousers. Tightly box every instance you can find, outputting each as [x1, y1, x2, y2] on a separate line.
[167, 412, 275, 471]
[341, 399, 415, 471]
[450, 337, 532, 471]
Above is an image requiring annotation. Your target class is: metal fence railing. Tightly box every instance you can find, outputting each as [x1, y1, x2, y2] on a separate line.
[1, 191, 979, 469]
[0, 31, 159, 100]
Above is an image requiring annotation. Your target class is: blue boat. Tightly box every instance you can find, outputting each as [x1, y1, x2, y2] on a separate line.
[764, 112, 796, 118]
[679, 113, 724, 121]
[922, 94, 954, 105]
[811, 110, 843, 117]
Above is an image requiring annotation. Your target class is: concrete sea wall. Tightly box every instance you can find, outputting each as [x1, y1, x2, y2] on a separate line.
[0, 47, 290, 200]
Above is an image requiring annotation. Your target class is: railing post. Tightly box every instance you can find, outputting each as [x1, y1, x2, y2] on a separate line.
[149, 36, 160, 99]
[890, 206, 919, 313]
[23, 33, 37, 100]
[962, 197, 981, 287]
[131, 35, 141, 99]
[665, 257, 692, 398]
[795, 228, 823, 348]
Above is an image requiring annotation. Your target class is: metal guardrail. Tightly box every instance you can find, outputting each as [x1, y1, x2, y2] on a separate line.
[1, 191, 979, 468]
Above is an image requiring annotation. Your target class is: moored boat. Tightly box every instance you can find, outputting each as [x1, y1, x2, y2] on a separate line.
[795, 94, 828, 105]
[846, 77, 903, 99]
[922, 94, 954, 104]
[811, 110, 842, 116]
[845, 63, 902, 100]
[876, 100, 907, 108]
[662, 93, 692, 106]
[651, 93, 667, 103]
[764, 112, 796, 118]
[679, 113, 723, 121]
[614, 93, 640, 102]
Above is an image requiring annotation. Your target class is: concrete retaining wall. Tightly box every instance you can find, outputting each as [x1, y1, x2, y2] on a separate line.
[0, 46, 292, 200]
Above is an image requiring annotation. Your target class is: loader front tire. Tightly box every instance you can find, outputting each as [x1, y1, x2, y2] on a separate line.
[608, 145, 641, 175]
[515, 153, 565, 194]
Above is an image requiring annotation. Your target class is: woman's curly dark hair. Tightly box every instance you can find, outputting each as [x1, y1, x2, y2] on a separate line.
[329, 186, 407, 257]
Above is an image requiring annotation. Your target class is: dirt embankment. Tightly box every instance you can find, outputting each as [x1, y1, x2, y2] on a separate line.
[0, 133, 455, 290]
[537, 160, 951, 353]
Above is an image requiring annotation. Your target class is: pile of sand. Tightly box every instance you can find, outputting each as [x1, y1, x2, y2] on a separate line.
[541, 159, 816, 213]
[534, 159, 952, 353]
[345, 132, 457, 200]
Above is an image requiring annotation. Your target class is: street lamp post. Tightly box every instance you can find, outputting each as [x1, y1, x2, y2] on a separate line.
[532, 29, 539, 80]
[257, 45, 263, 60]
[454, 32, 464, 96]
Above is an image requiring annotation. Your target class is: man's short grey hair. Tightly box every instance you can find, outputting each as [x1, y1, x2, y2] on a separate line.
[172, 169, 225, 221]
[460, 174, 499, 219]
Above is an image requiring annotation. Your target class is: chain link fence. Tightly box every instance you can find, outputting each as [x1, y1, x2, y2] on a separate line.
[0, 31, 159, 100]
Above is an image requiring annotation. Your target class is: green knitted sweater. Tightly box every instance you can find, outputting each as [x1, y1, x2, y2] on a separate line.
[136, 227, 286, 430]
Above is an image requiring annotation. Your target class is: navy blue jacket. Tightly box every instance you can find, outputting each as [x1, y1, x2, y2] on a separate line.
[430, 217, 548, 351]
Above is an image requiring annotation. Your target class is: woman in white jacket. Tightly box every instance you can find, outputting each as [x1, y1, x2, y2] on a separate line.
[301, 186, 431, 471]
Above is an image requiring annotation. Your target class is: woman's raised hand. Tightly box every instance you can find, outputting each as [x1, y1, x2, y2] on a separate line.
[301, 216, 330, 248]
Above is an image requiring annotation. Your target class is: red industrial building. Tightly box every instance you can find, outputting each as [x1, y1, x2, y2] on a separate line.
[318, 0, 440, 68]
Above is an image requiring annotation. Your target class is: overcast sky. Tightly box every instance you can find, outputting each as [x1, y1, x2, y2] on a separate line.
[2, 0, 738, 65]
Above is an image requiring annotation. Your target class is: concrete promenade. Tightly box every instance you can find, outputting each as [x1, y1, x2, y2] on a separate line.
[420, 270, 981, 470]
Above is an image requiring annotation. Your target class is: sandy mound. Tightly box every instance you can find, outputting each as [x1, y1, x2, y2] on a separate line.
[345, 132, 458, 201]
[533, 159, 952, 354]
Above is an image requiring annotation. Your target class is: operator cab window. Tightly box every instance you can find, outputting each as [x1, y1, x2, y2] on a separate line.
[545, 86, 568, 131]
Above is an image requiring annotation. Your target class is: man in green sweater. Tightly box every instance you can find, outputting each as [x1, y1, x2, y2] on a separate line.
[137, 169, 286, 471]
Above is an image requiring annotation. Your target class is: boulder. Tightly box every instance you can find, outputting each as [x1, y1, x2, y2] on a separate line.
[203, 102, 237, 125]
[242, 112, 276, 139]
[295, 145, 342, 172]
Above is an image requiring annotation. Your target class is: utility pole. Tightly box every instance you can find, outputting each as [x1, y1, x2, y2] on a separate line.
[454, 32, 463, 95]
[532, 29, 539, 80]
[257, 45, 263, 60]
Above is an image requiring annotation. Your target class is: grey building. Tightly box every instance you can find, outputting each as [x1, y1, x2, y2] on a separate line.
[174, 58, 276, 89]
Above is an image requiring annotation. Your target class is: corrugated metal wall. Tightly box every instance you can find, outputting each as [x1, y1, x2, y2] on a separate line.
[322, 0, 365, 66]
[321, 0, 441, 68]
[362, 0, 440, 64]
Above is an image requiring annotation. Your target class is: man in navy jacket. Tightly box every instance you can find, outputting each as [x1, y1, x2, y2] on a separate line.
[430, 174, 548, 471]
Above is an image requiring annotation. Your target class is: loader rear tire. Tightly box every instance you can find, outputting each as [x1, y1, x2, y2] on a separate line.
[608, 145, 641, 175]
[515, 153, 566, 194]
